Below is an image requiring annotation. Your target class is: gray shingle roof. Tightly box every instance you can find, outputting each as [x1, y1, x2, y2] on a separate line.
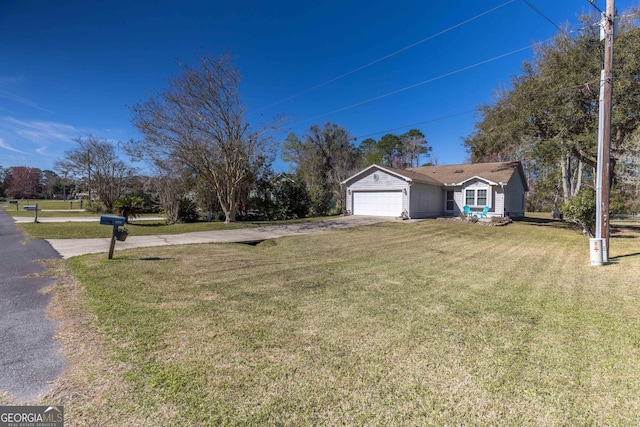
[373, 164, 443, 185]
[343, 161, 527, 190]
[409, 161, 526, 187]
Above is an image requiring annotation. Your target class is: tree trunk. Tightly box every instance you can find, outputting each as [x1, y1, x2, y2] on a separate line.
[560, 156, 569, 202]
[572, 160, 583, 197]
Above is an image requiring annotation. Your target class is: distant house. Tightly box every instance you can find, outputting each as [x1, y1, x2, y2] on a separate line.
[342, 161, 528, 219]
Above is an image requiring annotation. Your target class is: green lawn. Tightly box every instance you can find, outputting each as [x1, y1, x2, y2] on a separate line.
[31, 217, 640, 425]
[2, 202, 334, 238]
[2, 199, 88, 214]
[16, 217, 334, 239]
[17, 220, 257, 238]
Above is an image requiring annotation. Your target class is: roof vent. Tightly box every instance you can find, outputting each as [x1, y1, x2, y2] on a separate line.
[454, 169, 464, 173]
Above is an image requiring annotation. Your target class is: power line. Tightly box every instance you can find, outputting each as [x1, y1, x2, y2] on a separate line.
[585, 0, 605, 15]
[353, 110, 476, 140]
[522, 0, 569, 35]
[252, 0, 516, 114]
[354, 75, 609, 142]
[292, 43, 543, 126]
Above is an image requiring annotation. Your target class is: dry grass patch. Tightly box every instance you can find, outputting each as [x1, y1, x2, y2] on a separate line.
[44, 218, 640, 425]
[33, 260, 178, 426]
[15, 216, 334, 239]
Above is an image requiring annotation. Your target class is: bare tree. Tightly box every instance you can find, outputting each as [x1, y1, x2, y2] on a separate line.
[129, 54, 275, 223]
[150, 167, 184, 223]
[55, 134, 135, 211]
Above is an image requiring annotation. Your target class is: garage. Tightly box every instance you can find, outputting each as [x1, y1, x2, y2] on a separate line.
[352, 191, 403, 217]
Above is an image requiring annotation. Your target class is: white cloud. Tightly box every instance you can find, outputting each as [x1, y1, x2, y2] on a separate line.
[0, 137, 27, 154]
[0, 76, 24, 87]
[0, 76, 53, 113]
[2, 117, 80, 143]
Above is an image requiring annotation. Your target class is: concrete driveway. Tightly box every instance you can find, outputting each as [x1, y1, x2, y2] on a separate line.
[13, 216, 165, 223]
[47, 216, 398, 258]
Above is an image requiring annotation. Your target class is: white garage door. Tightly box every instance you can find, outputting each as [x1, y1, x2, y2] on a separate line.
[353, 191, 403, 217]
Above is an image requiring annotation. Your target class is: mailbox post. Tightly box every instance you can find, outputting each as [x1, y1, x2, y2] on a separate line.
[99, 215, 127, 259]
[23, 204, 39, 222]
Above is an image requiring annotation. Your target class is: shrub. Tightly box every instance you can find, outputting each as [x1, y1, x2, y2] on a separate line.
[309, 185, 332, 216]
[115, 196, 145, 223]
[272, 178, 310, 220]
[84, 200, 106, 214]
[177, 197, 200, 223]
[561, 188, 596, 236]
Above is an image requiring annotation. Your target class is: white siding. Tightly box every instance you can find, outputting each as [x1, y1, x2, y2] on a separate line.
[494, 186, 505, 216]
[453, 188, 464, 215]
[457, 180, 506, 217]
[463, 180, 492, 208]
[349, 170, 407, 190]
[409, 183, 444, 218]
[346, 169, 409, 215]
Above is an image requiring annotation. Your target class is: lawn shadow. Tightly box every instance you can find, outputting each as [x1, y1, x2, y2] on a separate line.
[514, 216, 557, 224]
[138, 257, 175, 261]
[609, 252, 640, 261]
[235, 240, 265, 246]
[513, 216, 578, 231]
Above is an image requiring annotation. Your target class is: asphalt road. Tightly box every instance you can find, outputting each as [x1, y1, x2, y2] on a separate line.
[0, 209, 65, 402]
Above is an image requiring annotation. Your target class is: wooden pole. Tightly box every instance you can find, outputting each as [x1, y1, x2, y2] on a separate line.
[600, 0, 615, 261]
[596, 0, 615, 263]
[108, 226, 117, 260]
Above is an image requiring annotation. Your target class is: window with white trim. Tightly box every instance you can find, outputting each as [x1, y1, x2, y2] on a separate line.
[465, 188, 489, 207]
[477, 189, 487, 206]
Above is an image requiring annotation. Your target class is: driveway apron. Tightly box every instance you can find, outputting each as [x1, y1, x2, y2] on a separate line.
[0, 209, 65, 402]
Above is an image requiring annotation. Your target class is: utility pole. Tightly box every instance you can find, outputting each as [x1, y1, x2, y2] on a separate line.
[595, 0, 615, 264]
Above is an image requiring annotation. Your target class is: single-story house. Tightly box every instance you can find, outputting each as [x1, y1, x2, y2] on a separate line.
[342, 161, 528, 219]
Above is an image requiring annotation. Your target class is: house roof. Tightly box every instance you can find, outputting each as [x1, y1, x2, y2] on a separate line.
[341, 164, 443, 186]
[343, 161, 528, 191]
[409, 161, 528, 190]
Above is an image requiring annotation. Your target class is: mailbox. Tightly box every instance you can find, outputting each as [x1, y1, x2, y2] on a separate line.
[100, 215, 126, 226]
[114, 228, 129, 241]
[23, 205, 38, 211]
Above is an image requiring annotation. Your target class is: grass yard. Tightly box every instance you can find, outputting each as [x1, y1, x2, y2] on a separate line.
[17, 220, 257, 239]
[15, 217, 334, 239]
[2, 199, 90, 215]
[27, 218, 640, 425]
[2, 200, 334, 238]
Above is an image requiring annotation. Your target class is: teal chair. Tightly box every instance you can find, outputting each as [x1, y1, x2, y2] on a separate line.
[463, 205, 474, 216]
[478, 206, 490, 218]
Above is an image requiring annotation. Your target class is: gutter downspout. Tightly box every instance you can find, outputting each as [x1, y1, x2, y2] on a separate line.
[405, 181, 412, 219]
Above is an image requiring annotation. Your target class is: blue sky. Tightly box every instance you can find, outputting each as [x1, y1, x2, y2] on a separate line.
[1, 0, 636, 173]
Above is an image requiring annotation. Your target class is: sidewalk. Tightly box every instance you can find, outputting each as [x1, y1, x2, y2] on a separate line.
[46, 216, 399, 258]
